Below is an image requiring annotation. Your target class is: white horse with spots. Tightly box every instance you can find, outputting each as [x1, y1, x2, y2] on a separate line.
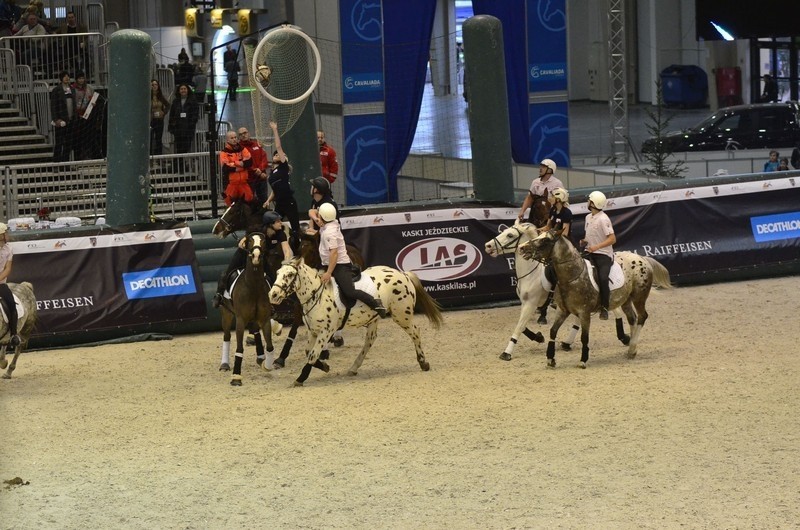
[269, 258, 443, 386]
[484, 222, 629, 361]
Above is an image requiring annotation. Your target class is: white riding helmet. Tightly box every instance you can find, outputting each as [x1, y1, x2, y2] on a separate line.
[0, 222, 7, 235]
[318, 202, 338, 223]
[588, 190, 607, 210]
[540, 158, 557, 173]
[551, 187, 569, 205]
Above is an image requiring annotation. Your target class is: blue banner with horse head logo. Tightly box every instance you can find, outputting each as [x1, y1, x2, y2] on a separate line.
[528, 100, 570, 168]
[340, 0, 385, 104]
[344, 113, 389, 205]
[527, 0, 567, 92]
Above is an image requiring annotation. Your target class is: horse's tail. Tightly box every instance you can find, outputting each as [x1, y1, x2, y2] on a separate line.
[406, 272, 444, 330]
[645, 257, 674, 290]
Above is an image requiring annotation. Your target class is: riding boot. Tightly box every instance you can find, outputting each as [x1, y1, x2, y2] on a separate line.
[537, 289, 555, 325]
[368, 298, 389, 319]
[212, 272, 227, 308]
[599, 307, 609, 320]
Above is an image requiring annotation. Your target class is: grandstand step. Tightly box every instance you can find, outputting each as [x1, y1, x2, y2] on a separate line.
[0, 99, 12, 109]
[0, 107, 20, 117]
[0, 150, 53, 165]
[0, 125, 38, 137]
[0, 134, 47, 146]
[0, 117, 28, 127]
[0, 143, 52, 154]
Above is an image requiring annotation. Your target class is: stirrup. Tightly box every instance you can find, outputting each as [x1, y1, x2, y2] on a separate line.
[212, 293, 223, 308]
[9, 334, 21, 347]
[374, 305, 389, 319]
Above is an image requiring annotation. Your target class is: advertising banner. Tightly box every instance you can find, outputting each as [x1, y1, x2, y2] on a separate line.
[528, 100, 570, 169]
[341, 204, 520, 306]
[8, 223, 207, 336]
[339, 0, 385, 105]
[343, 113, 389, 206]
[526, 0, 568, 93]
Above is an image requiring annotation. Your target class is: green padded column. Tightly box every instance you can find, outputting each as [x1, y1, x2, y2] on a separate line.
[281, 101, 319, 214]
[463, 15, 514, 203]
[106, 29, 151, 225]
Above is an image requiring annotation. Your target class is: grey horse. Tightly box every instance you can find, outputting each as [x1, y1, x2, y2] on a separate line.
[1, 282, 38, 379]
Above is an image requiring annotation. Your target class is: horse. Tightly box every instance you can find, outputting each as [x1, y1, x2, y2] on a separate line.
[527, 193, 551, 228]
[268, 257, 443, 386]
[519, 230, 672, 368]
[484, 223, 629, 361]
[0, 282, 38, 379]
[218, 232, 275, 386]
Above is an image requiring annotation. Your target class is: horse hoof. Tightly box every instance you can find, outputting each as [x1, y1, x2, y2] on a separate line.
[320, 350, 330, 361]
[0, 359, 6, 369]
[219, 363, 230, 371]
[546, 358, 556, 368]
[626, 352, 637, 359]
[532, 332, 544, 343]
[560, 343, 572, 351]
[256, 356, 264, 366]
[318, 362, 330, 373]
[332, 336, 344, 347]
[347, 370, 358, 377]
[230, 378, 242, 386]
[499, 352, 512, 361]
[537, 315, 547, 325]
[246, 336, 255, 346]
[621, 335, 631, 346]
[420, 361, 430, 371]
[273, 358, 285, 369]
[1, 373, 9, 379]
[293, 380, 304, 387]
[576, 362, 587, 369]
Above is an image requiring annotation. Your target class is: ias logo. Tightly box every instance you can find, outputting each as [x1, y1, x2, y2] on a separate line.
[396, 237, 482, 282]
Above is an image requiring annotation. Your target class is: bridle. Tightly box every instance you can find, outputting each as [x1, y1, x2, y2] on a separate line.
[490, 224, 541, 282]
[271, 262, 326, 316]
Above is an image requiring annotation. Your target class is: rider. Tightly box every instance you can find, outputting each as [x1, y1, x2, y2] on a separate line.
[0, 222, 21, 347]
[306, 176, 337, 236]
[537, 187, 572, 323]
[264, 120, 301, 250]
[212, 211, 293, 316]
[580, 191, 616, 321]
[316, 203, 387, 319]
[518, 158, 564, 224]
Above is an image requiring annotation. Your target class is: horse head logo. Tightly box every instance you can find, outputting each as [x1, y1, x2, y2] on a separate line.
[90, 237, 97, 246]
[404, 213, 411, 222]
[351, 0, 382, 41]
[483, 209, 491, 218]
[634, 196, 640, 205]
[537, 0, 567, 32]
[713, 186, 719, 195]
[790, 178, 796, 187]
[530, 113, 568, 165]
[346, 126, 387, 201]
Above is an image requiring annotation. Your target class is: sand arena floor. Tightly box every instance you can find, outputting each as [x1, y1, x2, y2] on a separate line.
[2, 275, 799, 529]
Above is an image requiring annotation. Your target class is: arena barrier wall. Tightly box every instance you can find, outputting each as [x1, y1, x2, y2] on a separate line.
[9, 171, 799, 348]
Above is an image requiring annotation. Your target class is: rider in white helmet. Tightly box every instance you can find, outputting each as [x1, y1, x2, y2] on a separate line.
[0, 222, 21, 346]
[535, 187, 574, 324]
[579, 190, 616, 320]
[518, 158, 564, 224]
[316, 203, 388, 319]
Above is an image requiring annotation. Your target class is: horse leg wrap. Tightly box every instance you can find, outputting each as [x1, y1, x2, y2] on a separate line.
[253, 332, 264, 357]
[523, 328, 544, 343]
[581, 344, 589, 364]
[221, 341, 231, 366]
[546, 341, 556, 360]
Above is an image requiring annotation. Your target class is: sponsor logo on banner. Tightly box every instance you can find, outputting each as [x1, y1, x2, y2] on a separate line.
[396, 237, 482, 282]
[343, 73, 384, 92]
[90, 237, 97, 246]
[349, 0, 382, 41]
[123, 265, 198, 300]
[36, 295, 95, 311]
[751, 212, 800, 242]
[790, 178, 796, 186]
[404, 213, 412, 222]
[484, 210, 491, 218]
[529, 111, 568, 164]
[536, 1, 566, 31]
[640, 240, 713, 257]
[345, 125, 387, 200]
[529, 63, 566, 82]
[55, 240, 67, 248]
[634, 196, 640, 205]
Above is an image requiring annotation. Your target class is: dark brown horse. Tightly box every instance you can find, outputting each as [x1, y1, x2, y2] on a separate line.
[528, 193, 551, 228]
[219, 232, 274, 386]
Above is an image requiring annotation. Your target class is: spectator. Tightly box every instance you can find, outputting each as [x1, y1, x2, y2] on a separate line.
[223, 44, 239, 101]
[517, 158, 563, 223]
[237, 127, 269, 204]
[150, 79, 169, 155]
[791, 143, 800, 170]
[760, 74, 778, 103]
[763, 150, 780, 172]
[219, 130, 253, 206]
[317, 130, 339, 184]
[71, 71, 95, 160]
[174, 55, 195, 88]
[168, 83, 199, 156]
[265, 120, 301, 249]
[14, 12, 46, 71]
[49, 70, 76, 162]
[178, 47, 189, 63]
[0, 0, 23, 38]
[778, 157, 789, 171]
[55, 11, 88, 76]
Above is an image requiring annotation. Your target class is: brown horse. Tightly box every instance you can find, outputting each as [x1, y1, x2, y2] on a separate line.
[527, 193, 551, 228]
[520, 230, 672, 368]
[219, 232, 274, 386]
[0, 282, 38, 379]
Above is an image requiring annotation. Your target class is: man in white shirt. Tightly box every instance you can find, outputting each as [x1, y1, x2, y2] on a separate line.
[518, 158, 564, 223]
[579, 191, 616, 320]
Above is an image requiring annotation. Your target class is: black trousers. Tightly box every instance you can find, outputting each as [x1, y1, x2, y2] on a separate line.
[588, 253, 612, 309]
[331, 263, 378, 309]
[0, 284, 18, 336]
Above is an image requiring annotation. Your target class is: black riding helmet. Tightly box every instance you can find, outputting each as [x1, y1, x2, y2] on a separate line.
[310, 176, 330, 194]
[262, 211, 281, 225]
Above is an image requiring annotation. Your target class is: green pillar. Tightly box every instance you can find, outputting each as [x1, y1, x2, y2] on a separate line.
[281, 102, 319, 214]
[106, 29, 151, 225]
[463, 15, 514, 203]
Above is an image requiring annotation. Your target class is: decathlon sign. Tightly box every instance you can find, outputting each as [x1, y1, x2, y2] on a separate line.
[751, 212, 800, 242]
[123, 265, 197, 299]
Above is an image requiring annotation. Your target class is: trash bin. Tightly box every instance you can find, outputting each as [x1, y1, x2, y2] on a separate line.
[715, 67, 742, 108]
[660, 64, 708, 108]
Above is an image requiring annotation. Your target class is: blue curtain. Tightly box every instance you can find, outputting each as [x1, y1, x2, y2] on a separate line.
[471, 1, 533, 163]
[382, 0, 437, 201]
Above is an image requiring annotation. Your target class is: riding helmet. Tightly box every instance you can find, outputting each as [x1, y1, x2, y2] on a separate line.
[588, 190, 607, 210]
[551, 187, 569, 205]
[540, 158, 557, 173]
[310, 176, 330, 194]
[262, 211, 282, 225]
[318, 203, 338, 223]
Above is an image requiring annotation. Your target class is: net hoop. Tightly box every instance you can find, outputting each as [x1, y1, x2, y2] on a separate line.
[251, 25, 322, 105]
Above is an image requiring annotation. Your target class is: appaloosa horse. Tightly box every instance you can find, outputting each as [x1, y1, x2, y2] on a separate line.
[269, 258, 443, 386]
[219, 232, 275, 386]
[0, 282, 38, 379]
[520, 230, 672, 368]
[484, 223, 629, 361]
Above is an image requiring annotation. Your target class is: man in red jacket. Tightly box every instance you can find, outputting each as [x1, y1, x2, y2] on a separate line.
[219, 130, 252, 206]
[237, 127, 269, 204]
[318, 129, 339, 184]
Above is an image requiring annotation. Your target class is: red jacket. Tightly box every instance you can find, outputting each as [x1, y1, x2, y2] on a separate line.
[319, 143, 339, 183]
[239, 138, 268, 185]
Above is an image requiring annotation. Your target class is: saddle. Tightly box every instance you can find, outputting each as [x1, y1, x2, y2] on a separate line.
[223, 269, 272, 301]
[330, 266, 375, 311]
[0, 294, 25, 324]
[541, 259, 625, 293]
